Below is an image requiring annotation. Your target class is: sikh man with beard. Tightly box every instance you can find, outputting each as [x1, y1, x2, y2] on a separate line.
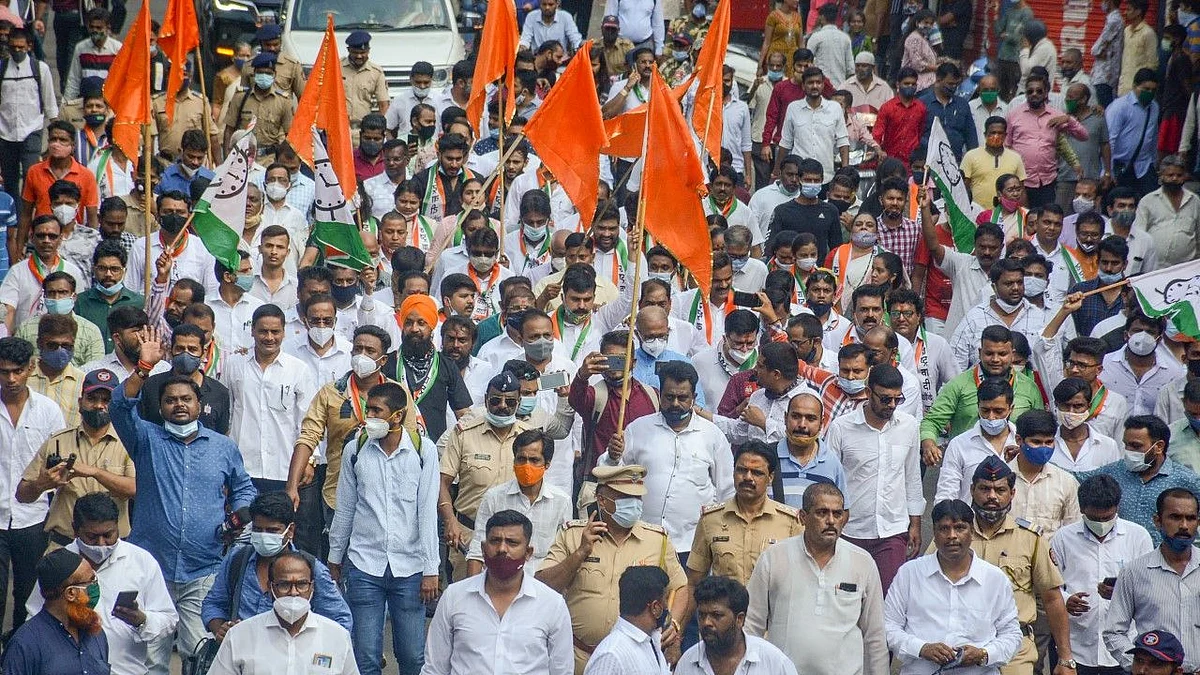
[388, 294, 473, 443]
[2, 548, 109, 672]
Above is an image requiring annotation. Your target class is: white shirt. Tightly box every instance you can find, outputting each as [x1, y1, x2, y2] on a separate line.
[364, 171, 403, 220]
[884, 553, 1023, 675]
[732, 258, 769, 293]
[950, 298, 1059, 370]
[935, 421, 1017, 503]
[675, 634, 799, 675]
[722, 98, 754, 174]
[505, 174, 578, 231]
[81, 353, 169, 381]
[260, 203, 309, 274]
[210, 291, 266, 355]
[935, 249, 991, 339]
[385, 87, 441, 137]
[749, 183, 796, 239]
[715, 381, 818, 445]
[0, 57, 58, 142]
[778, 97, 850, 183]
[672, 289, 728, 349]
[88, 149, 136, 199]
[911, 330, 961, 411]
[745, 538, 887, 675]
[1050, 428, 1122, 473]
[583, 617, 671, 675]
[221, 352, 318, 481]
[826, 408, 925, 539]
[208, 608, 356, 675]
[606, 412, 735, 552]
[0, 390, 63, 529]
[467, 479, 572, 568]
[126, 234, 216, 300]
[247, 274, 299, 312]
[808, 24, 856, 81]
[0, 256, 86, 328]
[27, 540, 178, 675]
[421, 572, 574, 675]
[283, 333, 352, 387]
[701, 198, 766, 247]
[1101, 348, 1186, 417]
[1049, 519, 1155, 668]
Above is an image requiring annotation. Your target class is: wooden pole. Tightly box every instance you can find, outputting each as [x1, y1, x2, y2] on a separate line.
[1079, 278, 1130, 298]
[477, 132, 526, 198]
[193, 47, 217, 168]
[142, 123, 153, 300]
[615, 192, 647, 430]
[497, 115, 507, 256]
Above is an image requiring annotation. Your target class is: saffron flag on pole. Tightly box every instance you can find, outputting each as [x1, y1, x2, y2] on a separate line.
[286, 14, 357, 201]
[102, 0, 151, 162]
[690, 0, 731, 162]
[465, 0, 517, 135]
[603, 75, 695, 159]
[192, 125, 255, 272]
[523, 40, 606, 231]
[642, 67, 712, 297]
[924, 118, 983, 252]
[158, 0, 199, 124]
[310, 127, 371, 270]
[1132, 260, 1200, 338]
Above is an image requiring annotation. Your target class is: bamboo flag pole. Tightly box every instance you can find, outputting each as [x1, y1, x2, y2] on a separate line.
[497, 102, 507, 258]
[142, 126, 153, 299]
[615, 192, 647, 430]
[1079, 278, 1130, 298]
[478, 132, 526, 198]
[193, 48, 217, 168]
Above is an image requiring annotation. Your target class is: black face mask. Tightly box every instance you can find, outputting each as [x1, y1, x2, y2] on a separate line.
[330, 283, 359, 305]
[417, 125, 436, 141]
[80, 408, 110, 429]
[158, 213, 187, 234]
[829, 198, 852, 214]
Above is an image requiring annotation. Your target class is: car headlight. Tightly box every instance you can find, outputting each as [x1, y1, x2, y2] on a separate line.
[432, 67, 450, 87]
[213, 0, 251, 13]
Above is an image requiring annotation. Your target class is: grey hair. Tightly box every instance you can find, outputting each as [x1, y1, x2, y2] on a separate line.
[725, 225, 753, 248]
[1161, 154, 1188, 171]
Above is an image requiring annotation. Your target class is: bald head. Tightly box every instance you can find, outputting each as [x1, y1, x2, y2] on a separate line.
[1066, 82, 1089, 104]
[635, 305, 669, 342]
[360, 230, 380, 256]
[550, 229, 571, 257]
[978, 74, 999, 91]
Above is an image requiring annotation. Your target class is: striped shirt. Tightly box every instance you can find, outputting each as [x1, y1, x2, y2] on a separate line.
[798, 362, 867, 432]
[27, 364, 84, 428]
[774, 439, 847, 508]
[1102, 547, 1200, 672]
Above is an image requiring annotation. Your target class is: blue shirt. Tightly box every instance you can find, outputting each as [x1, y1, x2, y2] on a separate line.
[0, 190, 15, 282]
[919, 89, 978, 159]
[1106, 93, 1160, 179]
[1069, 278, 1125, 337]
[774, 439, 847, 508]
[1076, 458, 1200, 545]
[1, 608, 109, 675]
[632, 347, 707, 409]
[156, 162, 216, 198]
[200, 544, 352, 632]
[110, 385, 257, 583]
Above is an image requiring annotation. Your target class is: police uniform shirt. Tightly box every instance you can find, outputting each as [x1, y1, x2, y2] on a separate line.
[439, 415, 531, 521]
[686, 498, 803, 584]
[341, 57, 389, 126]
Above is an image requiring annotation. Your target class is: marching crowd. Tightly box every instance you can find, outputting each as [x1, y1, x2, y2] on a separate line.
[1, 0, 1200, 673]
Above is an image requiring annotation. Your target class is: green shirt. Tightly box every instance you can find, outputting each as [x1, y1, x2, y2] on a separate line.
[919, 366, 1045, 442]
[1169, 418, 1200, 474]
[994, 5, 1033, 62]
[15, 313, 105, 367]
[74, 287, 145, 353]
[472, 314, 503, 356]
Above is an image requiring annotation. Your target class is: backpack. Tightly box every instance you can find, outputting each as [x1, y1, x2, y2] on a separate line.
[0, 56, 44, 116]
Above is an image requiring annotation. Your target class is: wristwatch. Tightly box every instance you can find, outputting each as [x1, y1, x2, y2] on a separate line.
[1060, 659, 1077, 669]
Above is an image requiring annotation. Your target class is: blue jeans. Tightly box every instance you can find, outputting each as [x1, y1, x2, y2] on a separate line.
[343, 564, 426, 675]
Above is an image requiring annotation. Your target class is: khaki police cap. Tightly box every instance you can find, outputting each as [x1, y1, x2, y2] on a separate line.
[592, 465, 647, 496]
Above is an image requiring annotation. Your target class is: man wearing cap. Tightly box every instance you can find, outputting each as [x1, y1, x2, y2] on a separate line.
[17, 367, 134, 550]
[838, 52, 894, 111]
[386, 293, 472, 443]
[599, 15, 633, 78]
[1103, 487, 1200, 673]
[537, 464, 689, 675]
[661, 33, 694, 87]
[439, 371, 533, 581]
[964, 455, 1079, 675]
[152, 58, 209, 161]
[519, 0, 582, 53]
[1, 548, 108, 673]
[341, 31, 389, 134]
[242, 24, 305, 99]
[224, 52, 296, 159]
[1123, 631, 1188, 675]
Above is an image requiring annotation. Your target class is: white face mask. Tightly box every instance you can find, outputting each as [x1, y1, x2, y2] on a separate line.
[979, 417, 1009, 435]
[264, 182, 288, 202]
[1083, 516, 1115, 538]
[1057, 408, 1089, 430]
[53, 204, 78, 225]
[273, 594, 310, 625]
[640, 336, 668, 358]
[1023, 276, 1048, 298]
[551, 256, 566, 272]
[728, 347, 754, 365]
[307, 326, 335, 346]
[76, 539, 117, 564]
[1127, 331, 1158, 357]
[351, 353, 380, 378]
[363, 417, 391, 440]
[249, 530, 287, 557]
[1123, 448, 1152, 472]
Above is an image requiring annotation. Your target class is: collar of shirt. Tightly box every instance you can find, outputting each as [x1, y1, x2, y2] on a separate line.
[965, 420, 1018, 447]
[613, 616, 658, 645]
[926, 551, 990, 586]
[465, 568, 541, 603]
[778, 438, 833, 470]
[687, 631, 767, 669]
[1147, 547, 1200, 576]
[651, 412, 705, 435]
[846, 405, 901, 432]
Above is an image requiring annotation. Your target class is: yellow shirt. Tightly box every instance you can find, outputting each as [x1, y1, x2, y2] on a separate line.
[961, 146, 1027, 210]
[686, 498, 803, 583]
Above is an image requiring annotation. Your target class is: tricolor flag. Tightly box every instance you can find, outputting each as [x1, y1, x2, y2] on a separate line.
[1132, 260, 1200, 338]
[191, 127, 254, 271]
[925, 118, 983, 252]
[309, 127, 371, 270]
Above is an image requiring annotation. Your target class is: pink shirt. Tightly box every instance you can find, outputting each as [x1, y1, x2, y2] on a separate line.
[1005, 103, 1088, 189]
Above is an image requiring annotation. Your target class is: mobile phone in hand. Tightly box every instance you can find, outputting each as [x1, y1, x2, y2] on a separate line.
[538, 371, 570, 390]
[1103, 576, 1117, 587]
[732, 291, 762, 308]
[604, 355, 627, 371]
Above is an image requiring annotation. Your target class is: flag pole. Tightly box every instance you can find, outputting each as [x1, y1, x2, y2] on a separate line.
[142, 122, 153, 300]
[1079, 278, 1130, 298]
[478, 132, 526, 196]
[193, 47, 216, 168]
[615, 190, 647, 430]
[497, 93, 507, 256]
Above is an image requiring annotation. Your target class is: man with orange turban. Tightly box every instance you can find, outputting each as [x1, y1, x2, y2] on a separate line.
[392, 293, 474, 442]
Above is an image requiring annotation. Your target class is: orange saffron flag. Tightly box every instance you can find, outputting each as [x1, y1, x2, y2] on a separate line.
[691, 0, 731, 162]
[103, 0, 151, 162]
[286, 15, 356, 201]
[465, 0, 517, 135]
[603, 75, 694, 159]
[523, 40, 606, 231]
[158, 0, 199, 124]
[643, 68, 711, 297]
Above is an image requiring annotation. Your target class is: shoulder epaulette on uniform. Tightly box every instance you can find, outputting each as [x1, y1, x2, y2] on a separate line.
[640, 522, 667, 534]
[700, 503, 725, 516]
[1014, 517, 1043, 536]
[563, 519, 588, 529]
[456, 414, 486, 432]
[775, 502, 801, 519]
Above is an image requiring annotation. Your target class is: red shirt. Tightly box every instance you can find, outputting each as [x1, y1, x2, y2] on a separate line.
[872, 97, 927, 170]
[913, 226, 954, 321]
[717, 370, 759, 418]
[353, 149, 385, 182]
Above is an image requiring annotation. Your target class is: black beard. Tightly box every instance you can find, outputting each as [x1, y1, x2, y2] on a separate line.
[448, 352, 471, 370]
[401, 336, 433, 358]
[701, 627, 741, 655]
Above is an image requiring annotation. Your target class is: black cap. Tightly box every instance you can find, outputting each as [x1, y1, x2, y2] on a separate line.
[973, 455, 1015, 483]
[487, 371, 520, 393]
[37, 548, 84, 593]
[346, 30, 371, 48]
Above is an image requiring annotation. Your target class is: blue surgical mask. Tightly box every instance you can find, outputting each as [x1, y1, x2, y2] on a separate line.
[517, 395, 537, 416]
[486, 409, 517, 428]
[39, 347, 73, 370]
[164, 419, 199, 439]
[1097, 270, 1125, 285]
[1160, 530, 1197, 552]
[253, 73, 275, 90]
[767, 69, 785, 83]
[608, 497, 643, 528]
[979, 417, 1009, 435]
[800, 182, 822, 199]
[1189, 416, 1200, 434]
[730, 256, 749, 272]
[1020, 443, 1054, 465]
[45, 297, 74, 315]
[488, 128, 500, 140]
[234, 57, 246, 70]
[661, 407, 692, 426]
[234, 273, 255, 292]
[171, 352, 202, 375]
[94, 280, 124, 297]
[673, 50, 689, 62]
[837, 376, 866, 394]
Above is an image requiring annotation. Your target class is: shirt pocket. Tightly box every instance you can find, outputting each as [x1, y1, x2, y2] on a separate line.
[267, 383, 295, 412]
[825, 585, 864, 632]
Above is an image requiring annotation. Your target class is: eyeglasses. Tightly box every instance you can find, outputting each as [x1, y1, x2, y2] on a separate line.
[487, 396, 519, 408]
[94, 264, 125, 274]
[270, 580, 312, 594]
[871, 391, 906, 406]
[1064, 359, 1098, 370]
[888, 309, 916, 319]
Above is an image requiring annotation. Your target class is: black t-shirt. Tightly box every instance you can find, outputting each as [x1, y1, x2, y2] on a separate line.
[139, 372, 232, 435]
[384, 351, 473, 443]
[769, 200, 844, 262]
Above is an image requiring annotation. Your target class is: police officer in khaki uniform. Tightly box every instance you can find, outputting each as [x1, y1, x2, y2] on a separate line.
[224, 52, 296, 161]
[242, 24, 306, 99]
[536, 464, 690, 675]
[438, 371, 531, 582]
[686, 442, 802, 586]
[967, 456, 1080, 675]
[152, 59, 211, 161]
[341, 30, 390, 136]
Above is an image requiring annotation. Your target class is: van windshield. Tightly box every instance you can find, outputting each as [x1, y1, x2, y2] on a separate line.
[290, 0, 451, 31]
